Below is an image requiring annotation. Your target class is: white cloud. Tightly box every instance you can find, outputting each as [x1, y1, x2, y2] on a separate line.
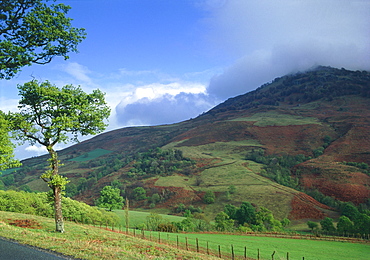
[204, 0, 370, 100]
[62, 62, 93, 84]
[116, 92, 217, 126]
[24, 145, 47, 155]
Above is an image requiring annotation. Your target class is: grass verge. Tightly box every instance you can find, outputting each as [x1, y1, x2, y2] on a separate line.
[0, 211, 217, 260]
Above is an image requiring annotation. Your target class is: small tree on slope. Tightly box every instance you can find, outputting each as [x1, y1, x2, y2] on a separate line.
[8, 80, 110, 232]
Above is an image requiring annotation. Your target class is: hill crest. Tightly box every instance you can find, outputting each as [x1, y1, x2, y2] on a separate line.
[3, 66, 370, 221]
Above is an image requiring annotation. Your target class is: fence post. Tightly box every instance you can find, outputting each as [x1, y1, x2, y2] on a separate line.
[287, 252, 289, 260]
[207, 241, 209, 255]
[177, 235, 179, 249]
[244, 246, 247, 260]
[196, 238, 199, 253]
[231, 244, 234, 260]
[186, 237, 188, 251]
[158, 232, 161, 243]
[218, 245, 221, 258]
[272, 250, 275, 260]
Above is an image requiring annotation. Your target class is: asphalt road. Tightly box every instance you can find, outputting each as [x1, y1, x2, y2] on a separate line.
[0, 237, 75, 260]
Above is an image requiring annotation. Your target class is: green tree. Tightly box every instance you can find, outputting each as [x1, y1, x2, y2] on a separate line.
[235, 202, 256, 225]
[0, 112, 21, 172]
[97, 186, 124, 211]
[353, 214, 370, 234]
[203, 191, 215, 204]
[336, 216, 353, 234]
[307, 221, 318, 231]
[281, 218, 291, 228]
[215, 211, 235, 231]
[146, 213, 163, 231]
[7, 80, 110, 233]
[132, 187, 146, 201]
[0, 0, 86, 79]
[340, 202, 360, 221]
[224, 204, 237, 219]
[255, 207, 281, 231]
[320, 217, 336, 232]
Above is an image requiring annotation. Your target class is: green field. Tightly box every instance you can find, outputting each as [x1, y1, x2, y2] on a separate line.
[68, 148, 113, 162]
[230, 111, 321, 126]
[112, 211, 370, 260]
[1, 210, 369, 260]
[154, 232, 370, 260]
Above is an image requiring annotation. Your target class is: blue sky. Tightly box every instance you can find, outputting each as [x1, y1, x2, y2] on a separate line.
[1, 0, 369, 160]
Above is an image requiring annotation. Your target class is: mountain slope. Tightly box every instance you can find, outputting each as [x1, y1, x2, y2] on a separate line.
[4, 66, 370, 221]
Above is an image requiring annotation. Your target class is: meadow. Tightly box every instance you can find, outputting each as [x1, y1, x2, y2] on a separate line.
[1, 210, 368, 260]
[113, 210, 369, 260]
[156, 232, 370, 260]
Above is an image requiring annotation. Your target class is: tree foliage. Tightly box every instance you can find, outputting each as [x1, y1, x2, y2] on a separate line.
[0, 0, 86, 79]
[246, 150, 309, 189]
[203, 190, 215, 204]
[320, 217, 336, 232]
[128, 148, 195, 178]
[7, 80, 110, 232]
[307, 221, 318, 231]
[96, 186, 124, 211]
[0, 112, 21, 172]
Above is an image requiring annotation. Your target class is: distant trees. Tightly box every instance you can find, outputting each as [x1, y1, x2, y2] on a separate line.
[221, 202, 285, 232]
[307, 221, 318, 231]
[336, 216, 353, 234]
[246, 150, 309, 189]
[132, 187, 147, 201]
[215, 212, 234, 231]
[320, 217, 335, 232]
[96, 186, 124, 211]
[203, 191, 215, 204]
[128, 148, 195, 178]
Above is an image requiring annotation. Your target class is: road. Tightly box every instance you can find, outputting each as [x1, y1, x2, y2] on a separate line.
[0, 237, 75, 260]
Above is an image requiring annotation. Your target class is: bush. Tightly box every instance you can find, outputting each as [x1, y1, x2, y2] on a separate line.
[203, 191, 215, 204]
[0, 190, 119, 226]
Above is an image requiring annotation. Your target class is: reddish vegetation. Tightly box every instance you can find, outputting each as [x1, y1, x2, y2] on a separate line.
[248, 124, 330, 156]
[288, 193, 329, 220]
[7, 219, 42, 229]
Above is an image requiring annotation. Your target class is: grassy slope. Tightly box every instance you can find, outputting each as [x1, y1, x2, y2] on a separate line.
[1, 211, 368, 260]
[0, 211, 217, 260]
[162, 139, 300, 220]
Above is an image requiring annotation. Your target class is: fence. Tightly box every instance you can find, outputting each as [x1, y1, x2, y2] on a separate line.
[86, 223, 368, 260]
[71, 218, 369, 260]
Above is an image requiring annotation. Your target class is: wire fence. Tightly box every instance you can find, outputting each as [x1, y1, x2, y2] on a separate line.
[83, 221, 369, 260]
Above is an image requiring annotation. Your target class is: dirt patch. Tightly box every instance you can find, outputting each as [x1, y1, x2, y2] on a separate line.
[7, 219, 43, 229]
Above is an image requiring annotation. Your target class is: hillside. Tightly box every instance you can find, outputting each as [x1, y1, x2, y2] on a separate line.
[2, 66, 370, 222]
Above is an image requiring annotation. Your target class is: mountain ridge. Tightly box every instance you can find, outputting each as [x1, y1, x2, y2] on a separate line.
[3, 66, 370, 221]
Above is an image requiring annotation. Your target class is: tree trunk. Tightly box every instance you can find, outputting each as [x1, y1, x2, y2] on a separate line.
[47, 147, 65, 233]
[54, 185, 65, 233]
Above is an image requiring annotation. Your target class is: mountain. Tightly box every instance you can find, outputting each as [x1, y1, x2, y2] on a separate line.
[3, 66, 370, 222]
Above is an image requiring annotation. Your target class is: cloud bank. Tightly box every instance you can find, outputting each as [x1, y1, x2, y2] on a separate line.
[205, 0, 370, 99]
